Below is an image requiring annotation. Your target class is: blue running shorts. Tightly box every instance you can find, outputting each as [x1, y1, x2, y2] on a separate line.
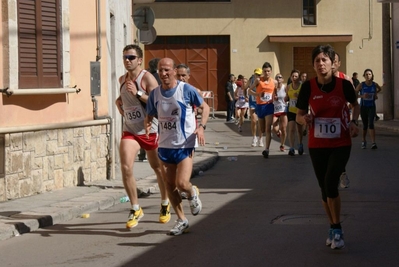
[158, 147, 195, 164]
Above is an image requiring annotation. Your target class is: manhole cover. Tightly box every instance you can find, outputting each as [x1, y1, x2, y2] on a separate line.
[271, 214, 348, 225]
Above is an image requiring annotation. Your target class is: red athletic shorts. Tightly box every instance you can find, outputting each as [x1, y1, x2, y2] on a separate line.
[121, 132, 158, 150]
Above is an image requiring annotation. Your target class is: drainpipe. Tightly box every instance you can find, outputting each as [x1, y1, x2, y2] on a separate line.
[91, 0, 114, 180]
[96, 0, 101, 61]
[91, 96, 114, 181]
[359, 0, 373, 49]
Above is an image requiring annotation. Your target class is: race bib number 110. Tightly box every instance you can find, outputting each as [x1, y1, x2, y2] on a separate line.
[314, 117, 341, 138]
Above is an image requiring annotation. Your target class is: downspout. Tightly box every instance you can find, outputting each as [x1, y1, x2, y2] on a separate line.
[91, 0, 114, 180]
[96, 0, 101, 61]
[359, 0, 373, 49]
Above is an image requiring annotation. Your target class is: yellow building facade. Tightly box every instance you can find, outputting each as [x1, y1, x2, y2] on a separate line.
[137, 0, 384, 111]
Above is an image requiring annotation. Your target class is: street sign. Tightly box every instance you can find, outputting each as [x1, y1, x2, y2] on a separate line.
[132, 6, 155, 31]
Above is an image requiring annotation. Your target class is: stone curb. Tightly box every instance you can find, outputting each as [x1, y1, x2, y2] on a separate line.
[0, 151, 219, 242]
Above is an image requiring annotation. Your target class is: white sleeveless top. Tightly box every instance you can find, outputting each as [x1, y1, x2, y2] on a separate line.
[235, 87, 249, 108]
[151, 82, 198, 149]
[273, 84, 287, 114]
[120, 70, 158, 135]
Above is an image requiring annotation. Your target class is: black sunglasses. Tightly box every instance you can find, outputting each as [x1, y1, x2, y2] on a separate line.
[123, 55, 138, 61]
[277, 76, 283, 79]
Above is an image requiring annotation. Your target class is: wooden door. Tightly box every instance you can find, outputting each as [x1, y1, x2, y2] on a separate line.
[293, 47, 316, 80]
[144, 35, 230, 110]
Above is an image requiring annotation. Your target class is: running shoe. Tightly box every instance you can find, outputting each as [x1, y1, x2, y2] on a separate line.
[339, 172, 350, 188]
[258, 138, 264, 147]
[288, 147, 295, 156]
[192, 185, 200, 196]
[279, 145, 285, 152]
[238, 125, 242, 132]
[180, 191, 187, 199]
[371, 143, 378, 149]
[331, 229, 345, 249]
[361, 141, 367, 149]
[326, 228, 333, 246]
[298, 143, 304, 155]
[126, 208, 144, 229]
[180, 186, 200, 199]
[159, 203, 171, 224]
[169, 219, 189, 236]
[189, 186, 202, 216]
[251, 137, 258, 147]
[262, 149, 269, 158]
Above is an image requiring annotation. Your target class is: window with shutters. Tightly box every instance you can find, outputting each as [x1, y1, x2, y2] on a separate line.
[17, 0, 62, 89]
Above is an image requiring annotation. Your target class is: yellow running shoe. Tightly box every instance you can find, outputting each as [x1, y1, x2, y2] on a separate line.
[159, 203, 171, 223]
[126, 208, 144, 229]
[193, 185, 200, 196]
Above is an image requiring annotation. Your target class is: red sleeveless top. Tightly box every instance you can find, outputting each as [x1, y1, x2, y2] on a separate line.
[308, 78, 351, 148]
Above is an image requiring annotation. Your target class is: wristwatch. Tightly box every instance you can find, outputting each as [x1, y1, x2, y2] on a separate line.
[136, 90, 143, 98]
[199, 123, 206, 130]
[351, 119, 358, 126]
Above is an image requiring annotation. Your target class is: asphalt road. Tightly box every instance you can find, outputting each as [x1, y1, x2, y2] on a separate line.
[1, 120, 398, 267]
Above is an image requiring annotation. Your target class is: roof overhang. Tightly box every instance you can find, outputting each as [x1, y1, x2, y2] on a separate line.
[268, 35, 353, 43]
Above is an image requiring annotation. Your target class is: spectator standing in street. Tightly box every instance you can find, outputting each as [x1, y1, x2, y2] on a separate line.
[145, 57, 210, 236]
[225, 74, 236, 123]
[355, 68, 382, 149]
[115, 45, 170, 229]
[296, 44, 360, 250]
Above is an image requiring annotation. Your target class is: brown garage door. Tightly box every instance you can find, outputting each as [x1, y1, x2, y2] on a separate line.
[144, 35, 230, 111]
[293, 47, 316, 80]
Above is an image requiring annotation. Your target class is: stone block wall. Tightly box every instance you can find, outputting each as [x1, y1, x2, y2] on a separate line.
[0, 124, 109, 201]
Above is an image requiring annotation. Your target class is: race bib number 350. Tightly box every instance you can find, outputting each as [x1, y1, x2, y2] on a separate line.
[124, 105, 144, 124]
[314, 117, 341, 138]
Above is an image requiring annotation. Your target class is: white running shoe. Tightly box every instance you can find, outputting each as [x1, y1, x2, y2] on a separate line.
[326, 228, 333, 246]
[340, 172, 350, 188]
[169, 219, 189, 236]
[258, 138, 264, 147]
[251, 137, 258, 147]
[189, 189, 202, 216]
[331, 229, 345, 249]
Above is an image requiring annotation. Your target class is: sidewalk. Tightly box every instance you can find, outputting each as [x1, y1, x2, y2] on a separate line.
[0, 112, 398, 242]
[0, 146, 219, 242]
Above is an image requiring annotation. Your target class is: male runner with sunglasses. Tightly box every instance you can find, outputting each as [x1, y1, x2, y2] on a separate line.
[115, 44, 170, 229]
